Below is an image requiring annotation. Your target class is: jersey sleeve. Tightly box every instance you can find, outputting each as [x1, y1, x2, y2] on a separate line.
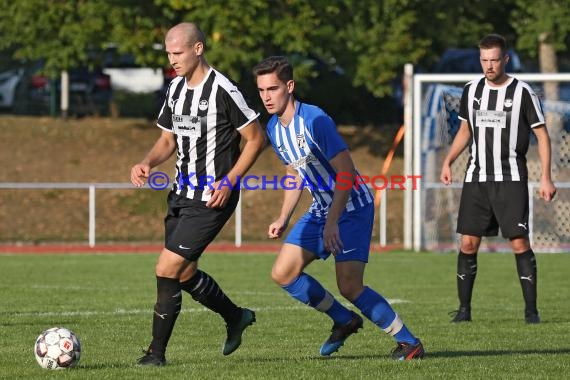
[156, 81, 175, 132]
[522, 87, 546, 128]
[308, 112, 347, 160]
[458, 84, 469, 121]
[222, 85, 260, 130]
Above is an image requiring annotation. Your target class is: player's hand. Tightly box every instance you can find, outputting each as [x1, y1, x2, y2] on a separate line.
[538, 179, 556, 202]
[440, 164, 452, 185]
[131, 163, 150, 187]
[205, 181, 232, 208]
[268, 217, 288, 239]
[323, 221, 342, 256]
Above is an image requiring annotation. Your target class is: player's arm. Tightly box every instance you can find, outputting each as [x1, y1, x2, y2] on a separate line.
[533, 125, 556, 201]
[131, 130, 176, 187]
[440, 120, 470, 185]
[225, 119, 266, 186]
[268, 166, 303, 239]
[324, 150, 355, 254]
[207, 119, 266, 208]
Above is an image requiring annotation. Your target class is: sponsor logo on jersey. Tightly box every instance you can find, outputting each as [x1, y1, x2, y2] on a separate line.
[290, 154, 317, 169]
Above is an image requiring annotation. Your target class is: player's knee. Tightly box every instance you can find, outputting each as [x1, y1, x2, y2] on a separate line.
[271, 265, 294, 286]
[179, 265, 198, 282]
[460, 240, 479, 253]
[155, 261, 179, 278]
[338, 283, 363, 302]
[270, 268, 287, 286]
[510, 237, 530, 253]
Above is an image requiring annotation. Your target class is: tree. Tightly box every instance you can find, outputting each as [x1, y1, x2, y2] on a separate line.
[0, 0, 115, 116]
[333, 0, 430, 98]
[338, 0, 523, 97]
[0, 0, 553, 124]
[512, 0, 570, 68]
[512, 0, 570, 137]
[147, 0, 348, 89]
[0, 1, 116, 72]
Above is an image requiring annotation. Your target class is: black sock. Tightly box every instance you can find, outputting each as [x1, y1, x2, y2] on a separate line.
[515, 249, 538, 314]
[149, 277, 182, 356]
[456, 251, 477, 309]
[180, 270, 241, 324]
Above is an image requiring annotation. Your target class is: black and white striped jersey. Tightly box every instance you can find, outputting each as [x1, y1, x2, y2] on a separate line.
[157, 68, 259, 201]
[458, 76, 545, 182]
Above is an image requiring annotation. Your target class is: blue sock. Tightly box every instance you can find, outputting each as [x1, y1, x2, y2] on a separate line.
[282, 273, 352, 325]
[353, 286, 418, 344]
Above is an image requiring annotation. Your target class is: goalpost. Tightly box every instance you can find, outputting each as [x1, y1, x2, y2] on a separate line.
[404, 71, 570, 252]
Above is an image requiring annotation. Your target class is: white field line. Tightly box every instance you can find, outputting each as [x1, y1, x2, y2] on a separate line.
[6, 299, 409, 318]
[28, 285, 281, 294]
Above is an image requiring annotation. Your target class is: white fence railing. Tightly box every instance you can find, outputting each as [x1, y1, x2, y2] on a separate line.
[0, 183, 394, 248]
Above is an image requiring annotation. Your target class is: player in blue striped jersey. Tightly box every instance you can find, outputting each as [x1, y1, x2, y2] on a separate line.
[253, 56, 424, 360]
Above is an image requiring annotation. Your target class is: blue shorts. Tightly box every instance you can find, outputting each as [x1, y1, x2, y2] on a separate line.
[284, 202, 374, 262]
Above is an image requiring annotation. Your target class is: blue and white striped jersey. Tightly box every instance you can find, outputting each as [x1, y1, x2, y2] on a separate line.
[266, 102, 373, 217]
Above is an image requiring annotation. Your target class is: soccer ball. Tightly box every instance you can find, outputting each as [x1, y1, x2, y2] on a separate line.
[34, 327, 81, 370]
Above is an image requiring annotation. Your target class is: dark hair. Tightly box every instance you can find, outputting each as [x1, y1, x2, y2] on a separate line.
[252, 56, 293, 83]
[479, 34, 507, 54]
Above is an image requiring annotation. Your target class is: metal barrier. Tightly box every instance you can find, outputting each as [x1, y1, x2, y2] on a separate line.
[0, 183, 393, 248]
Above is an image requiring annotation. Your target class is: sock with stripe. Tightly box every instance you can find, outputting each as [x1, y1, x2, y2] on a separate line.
[282, 272, 352, 325]
[353, 286, 418, 344]
[457, 251, 477, 309]
[149, 276, 182, 355]
[515, 249, 538, 314]
[180, 270, 241, 324]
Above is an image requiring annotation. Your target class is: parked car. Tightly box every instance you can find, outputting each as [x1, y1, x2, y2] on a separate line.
[101, 46, 165, 94]
[0, 68, 24, 109]
[0, 58, 112, 116]
[22, 61, 112, 116]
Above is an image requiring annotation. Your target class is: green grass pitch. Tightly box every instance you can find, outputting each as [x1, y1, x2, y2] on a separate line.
[1, 251, 569, 379]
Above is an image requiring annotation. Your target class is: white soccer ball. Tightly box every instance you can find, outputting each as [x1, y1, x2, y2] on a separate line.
[34, 327, 81, 370]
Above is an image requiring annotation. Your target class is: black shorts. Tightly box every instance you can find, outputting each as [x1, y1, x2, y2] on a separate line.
[457, 181, 529, 238]
[164, 190, 240, 261]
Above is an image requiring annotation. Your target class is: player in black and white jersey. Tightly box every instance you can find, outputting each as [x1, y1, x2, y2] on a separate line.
[440, 34, 556, 324]
[130, 22, 265, 366]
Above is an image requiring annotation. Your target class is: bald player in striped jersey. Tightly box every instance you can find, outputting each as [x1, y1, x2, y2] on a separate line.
[131, 22, 265, 366]
[441, 34, 556, 324]
[253, 56, 424, 360]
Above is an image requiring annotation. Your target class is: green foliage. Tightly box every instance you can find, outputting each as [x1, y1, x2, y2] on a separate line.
[407, 0, 518, 65]
[147, 0, 347, 84]
[0, 0, 567, 111]
[512, 0, 570, 58]
[0, 0, 112, 75]
[338, 1, 431, 97]
[103, 0, 172, 67]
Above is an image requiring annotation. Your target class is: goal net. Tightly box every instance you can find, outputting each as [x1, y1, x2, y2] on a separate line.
[414, 73, 570, 252]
